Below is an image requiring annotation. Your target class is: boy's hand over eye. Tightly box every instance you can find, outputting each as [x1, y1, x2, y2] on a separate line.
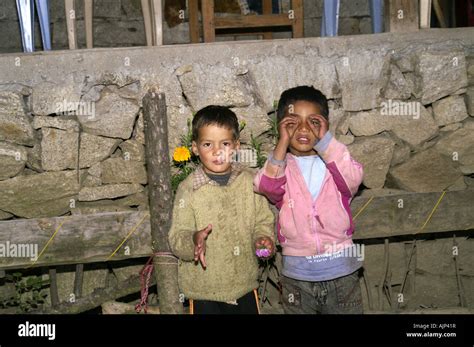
[278, 115, 299, 147]
[193, 224, 212, 269]
[308, 115, 329, 141]
[254, 236, 275, 259]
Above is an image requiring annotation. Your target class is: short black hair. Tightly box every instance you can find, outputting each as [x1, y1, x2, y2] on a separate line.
[276, 86, 329, 122]
[192, 105, 240, 141]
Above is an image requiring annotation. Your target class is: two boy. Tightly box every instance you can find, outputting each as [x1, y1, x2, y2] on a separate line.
[169, 87, 364, 315]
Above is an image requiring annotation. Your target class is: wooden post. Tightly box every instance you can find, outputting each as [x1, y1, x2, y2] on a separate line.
[262, 0, 273, 40]
[84, 0, 93, 48]
[419, 0, 432, 28]
[188, 0, 200, 43]
[201, 0, 215, 42]
[49, 268, 60, 308]
[142, 90, 183, 314]
[65, 0, 77, 49]
[291, 0, 304, 38]
[384, 0, 419, 32]
[142, 0, 153, 46]
[151, 0, 163, 45]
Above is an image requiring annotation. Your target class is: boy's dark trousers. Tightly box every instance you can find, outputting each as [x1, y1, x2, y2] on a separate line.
[281, 270, 363, 314]
[190, 290, 260, 314]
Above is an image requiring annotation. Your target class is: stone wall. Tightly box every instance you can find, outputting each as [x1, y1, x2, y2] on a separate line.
[0, 28, 473, 221]
[0, 0, 377, 53]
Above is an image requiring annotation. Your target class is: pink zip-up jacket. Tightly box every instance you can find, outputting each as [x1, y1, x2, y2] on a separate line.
[253, 132, 364, 256]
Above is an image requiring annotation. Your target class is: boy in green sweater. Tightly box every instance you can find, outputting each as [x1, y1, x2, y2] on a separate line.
[169, 105, 275, 314]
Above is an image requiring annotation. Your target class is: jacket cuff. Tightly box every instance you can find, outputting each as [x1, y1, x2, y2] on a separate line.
[314, 131, 333, 153]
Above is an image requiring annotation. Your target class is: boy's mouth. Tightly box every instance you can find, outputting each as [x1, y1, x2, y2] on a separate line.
[295, 135, 311, 144]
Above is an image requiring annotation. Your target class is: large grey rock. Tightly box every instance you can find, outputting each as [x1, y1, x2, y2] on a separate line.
[119, 140, 145, 162]
[251, 55, 340, 110]
[78, 184, 144, 201]
[31, 80, 82, 116]
[434, 128, 474, 166]
[100, 158, 147, 184]
[177, 64, 254, 111]
[440, 122, 463, 132]
[390, 140, 411, 167]
[25, 142, 43, 172]
[79, 133, 121, 168]
[432, 95, 469, 126]
[349, 110, 389, 136]
[467, 56, 474, 85]
[389, 103, 439, 147]
[0, 84, 31, 114]
[0, 210, 13, 220]
[336, 53, 389, 111]
[41, 128, 121, 171]
[0, 171, 82, 218]
[0, 142, 27, 180]
[232, 105, 271, 142]
[32, 115, 79, 131]
[383, 64, 412, 100]
[41, 128, 78, 171]
[328, 104, 348, 135]
[388, 148, 462, 192]
[413, 52, 468, 105]
[0, 87, 35, 146]
[132, 112, 145, 145]
[77, 90, 139, 139]
[348, 136, 395, 189]
[465, 87, 474, 116]
[71, 201, 134, 215]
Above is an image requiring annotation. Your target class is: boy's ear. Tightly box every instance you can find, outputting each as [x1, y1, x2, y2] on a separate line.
[191, 141, 199, 156]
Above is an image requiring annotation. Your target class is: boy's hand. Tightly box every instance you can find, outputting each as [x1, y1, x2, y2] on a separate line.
[273, 116, 299, 162]
[278, 115, 299, 148]
[254, 236, 275, 259]
[308, 114, 329, 141]
[193, 224, 212, 269]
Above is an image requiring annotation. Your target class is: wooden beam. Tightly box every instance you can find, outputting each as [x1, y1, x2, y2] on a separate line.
[141, 0, 153, 46]
[142, 90, 182, 314]
[84, 0, 93, 48]
[201, 0, 215, 42]
[291, 0, 304, 38]
[151, 0, 163, 45]
[214, 14, 292, 29]
[65, 0, 77, 49]
[384, 0, 419, 32]
[0, 211, 152, 270]
[0, 190, 472, 270]
[41, 274, 151, 314]
[188, 0, 200, 43]
[419, 0, 432, 29]
[262, 0, 273, 40]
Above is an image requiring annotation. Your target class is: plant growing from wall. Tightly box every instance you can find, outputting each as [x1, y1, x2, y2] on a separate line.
[0, 272, 50, 313]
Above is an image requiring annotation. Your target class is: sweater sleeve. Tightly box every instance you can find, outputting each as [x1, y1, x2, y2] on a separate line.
[253, 191, 276, 243]
[168, 182, 197, 262]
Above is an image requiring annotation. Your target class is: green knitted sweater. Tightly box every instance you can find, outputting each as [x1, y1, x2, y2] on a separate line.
[168, 164, 275, 302]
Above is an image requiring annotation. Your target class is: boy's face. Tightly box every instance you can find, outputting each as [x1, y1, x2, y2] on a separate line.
[285, 100, 323, 156]
[192, 124, 240, 175]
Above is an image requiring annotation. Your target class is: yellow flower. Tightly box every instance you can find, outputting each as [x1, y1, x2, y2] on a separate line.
[173, 146, 191, 162]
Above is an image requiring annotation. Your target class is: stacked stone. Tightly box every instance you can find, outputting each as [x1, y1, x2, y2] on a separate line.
[0, 83, 149, 220]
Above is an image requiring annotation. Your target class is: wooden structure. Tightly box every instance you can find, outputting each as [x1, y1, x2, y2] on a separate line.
[188, 0, 304, 43]
[1, 189, 472, 271]
[64, 0, 163, 49]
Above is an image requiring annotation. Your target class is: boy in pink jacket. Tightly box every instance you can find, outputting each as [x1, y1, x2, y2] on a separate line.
[254, 86, 364, 314]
